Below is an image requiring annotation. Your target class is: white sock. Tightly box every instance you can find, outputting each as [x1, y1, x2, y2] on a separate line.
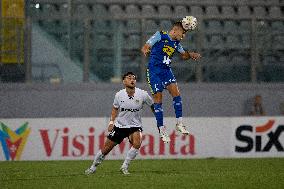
[177, 117, 183, 125]
[159, 125, 166, 133]
[90, 150, 105, 170]
[121, 147, 139, 169]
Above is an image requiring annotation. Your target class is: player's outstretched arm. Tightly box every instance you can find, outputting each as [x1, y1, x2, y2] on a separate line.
[181, 51, 201, 61]
[141, 44, 151, 57]
[108, 106, 119, 132]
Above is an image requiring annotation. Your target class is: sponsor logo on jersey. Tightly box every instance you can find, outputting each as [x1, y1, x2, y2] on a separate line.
[121, 108, 140, 112]
[163, 45, 175, 56]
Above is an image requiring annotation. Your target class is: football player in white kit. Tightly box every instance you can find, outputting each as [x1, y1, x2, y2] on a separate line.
[85, 72, 154, 175]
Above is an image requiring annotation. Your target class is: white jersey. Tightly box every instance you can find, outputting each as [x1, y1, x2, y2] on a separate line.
[113, 88, 153, 128]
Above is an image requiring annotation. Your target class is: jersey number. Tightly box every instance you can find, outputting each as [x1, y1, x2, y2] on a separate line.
[109, 130, 115, 137]
[163, 56, 171, 65]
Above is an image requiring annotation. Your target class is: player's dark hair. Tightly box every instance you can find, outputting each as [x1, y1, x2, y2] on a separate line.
[173, 21, 187, 33]
[122, 72, 136, 80]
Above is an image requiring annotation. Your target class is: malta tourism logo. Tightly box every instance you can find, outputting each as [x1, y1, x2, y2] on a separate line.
[0, 122, 31, 160]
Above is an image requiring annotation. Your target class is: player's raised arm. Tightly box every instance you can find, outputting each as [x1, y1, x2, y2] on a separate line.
[180, 51, 202, 61]
[177, 43, 201, 61]
[141, 31, 161, 57]
[141, 44, 151, 57]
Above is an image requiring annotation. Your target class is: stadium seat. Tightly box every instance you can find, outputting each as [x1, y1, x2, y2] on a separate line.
[28, 3, 40, 17]
[269, 6, 282, 18]
[273, 35, 284, 50]
[207, 20, 222, 33]
[174, 5, 188, 17]
[271, 21, 284, 33]
[145, 20, 159, 33]
[230, 56, 250, 82]
[240, 34, 251, 49]
[41, 19, 57, 34]
[58, 34, 69, 49]
[180, 33, 197, 49]
[126, 20, 140, 32]
[239, 20, 251, 33]
[158, 5, 172, 16]
[94, 34, 111, 49]
[253, 6, 266, 17]
[92, 20, 109, 32]
[125, 4, 140, 16]
[262, 55, 277, 65]
[190, 6, 203, 16]
[259, 55, 284, 82]
[226, 35, 241, 49]
[41, 3, 57, 17]
[204, 56, 228, 82]
[142, 5, 156, 16]
[92, 4, 108, 17]
[58, 3, 69, 16]
[238, 6, 251, 17]
[217, 55, 229, 65]
[206, 6, 220, 16]
[256, 21, 269, 34]
[57, 20, 69, 33]
[222, 6, 236, 17]
[210, 35, 224, 49]
[72, 21, 84, 34]
[74, 4, 91, 17]
[231, 55, 250, 65]
[159, 20, 172, 30]
[71, 34, 84, 56]
[224, 21, 239, 34]
[109, 4, 124, 16]
[124, 35, 140, 49]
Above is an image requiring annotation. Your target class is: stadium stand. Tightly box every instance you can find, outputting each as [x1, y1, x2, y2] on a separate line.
[1, 0, 283, 83]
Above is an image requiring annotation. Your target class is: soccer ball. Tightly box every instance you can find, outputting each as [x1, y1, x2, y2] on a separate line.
[181, 16, 197, 31]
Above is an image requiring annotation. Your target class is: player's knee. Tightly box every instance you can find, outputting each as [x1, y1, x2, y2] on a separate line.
[132, 142, 141, 149]
[153, 92, 162, 103]
[132, 138, 141, 149]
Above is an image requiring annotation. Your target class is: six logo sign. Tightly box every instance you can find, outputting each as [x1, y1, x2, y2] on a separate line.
[0, 122, 31, 160]
[235, 120, 284, 152]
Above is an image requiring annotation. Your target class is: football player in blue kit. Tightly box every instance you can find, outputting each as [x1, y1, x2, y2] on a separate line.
[141, 16, 201, 143]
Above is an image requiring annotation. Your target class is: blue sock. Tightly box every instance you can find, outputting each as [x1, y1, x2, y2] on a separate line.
[153, 103, 164, 127]
[173, 96, 182, 118]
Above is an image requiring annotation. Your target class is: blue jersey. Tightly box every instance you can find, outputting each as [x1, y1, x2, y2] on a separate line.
[146, 31, 185, 69]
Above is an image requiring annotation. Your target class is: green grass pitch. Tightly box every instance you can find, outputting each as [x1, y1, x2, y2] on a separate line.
[1, 158, 283, 189]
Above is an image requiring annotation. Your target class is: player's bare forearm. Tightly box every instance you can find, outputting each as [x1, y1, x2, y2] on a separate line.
[181, 51, 201, 61]
[108, 106, 118, 131]
[141, 44, 151, 57]
[110, 106, 119, 121]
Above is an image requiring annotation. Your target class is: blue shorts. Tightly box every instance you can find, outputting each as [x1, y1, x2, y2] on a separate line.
[146, 66, 176, 94]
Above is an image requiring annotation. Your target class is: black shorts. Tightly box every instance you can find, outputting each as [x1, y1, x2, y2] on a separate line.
[107, 126, 143, 144]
